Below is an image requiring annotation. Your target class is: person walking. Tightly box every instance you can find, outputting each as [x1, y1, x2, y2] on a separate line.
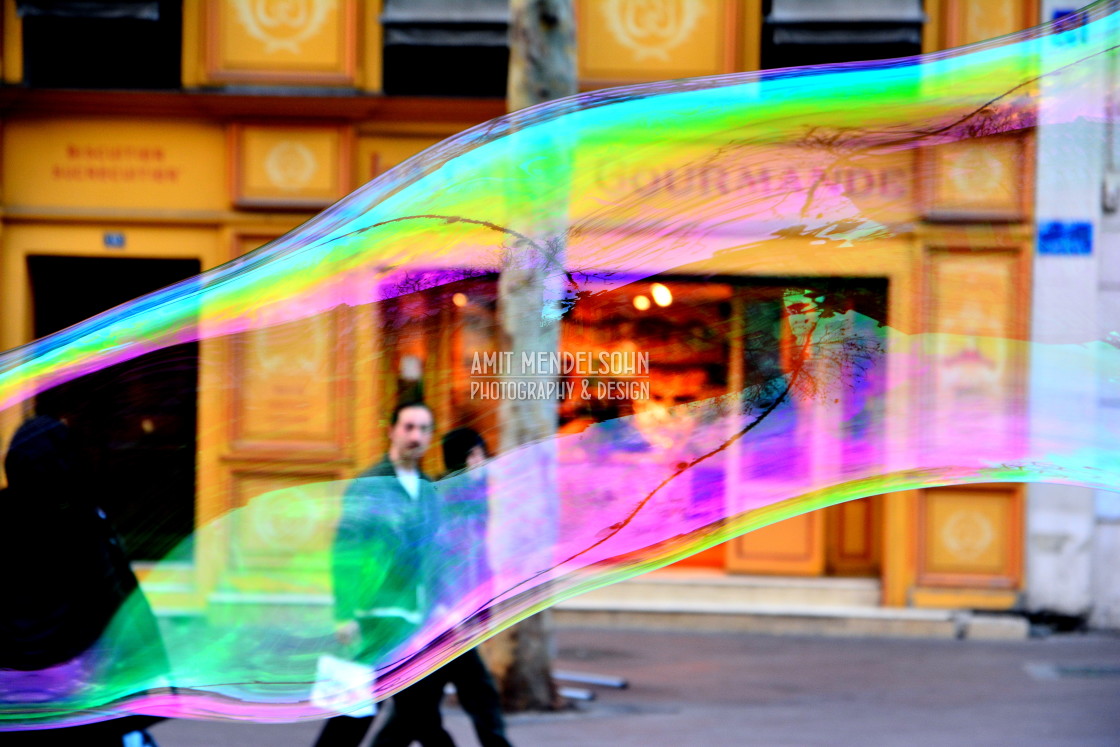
[0, 415, 167, 746]
[313, 401, 453, 747]
[368, 427, 512, 747]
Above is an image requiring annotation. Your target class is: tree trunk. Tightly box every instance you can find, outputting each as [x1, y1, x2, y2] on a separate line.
[485, 0, 576, 713]
[507, 0, 578, 113]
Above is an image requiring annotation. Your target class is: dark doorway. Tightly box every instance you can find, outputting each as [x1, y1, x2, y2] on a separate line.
[28, 255, 200, 562]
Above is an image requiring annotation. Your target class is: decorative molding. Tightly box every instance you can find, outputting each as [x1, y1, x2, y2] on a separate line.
[578, 0, 739, 88]
[920, 135, 1034, 224]
[915, 484, 1024, 589]
[203, 0, 358, 86]
[226, 231, 353, 460]
[229, 123, 353, 209]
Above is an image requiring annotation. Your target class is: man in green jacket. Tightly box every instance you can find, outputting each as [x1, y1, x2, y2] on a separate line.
[314, 401, 452, 747]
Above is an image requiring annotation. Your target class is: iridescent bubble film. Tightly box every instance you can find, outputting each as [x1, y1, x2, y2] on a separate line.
[3, 0, 1120, 729]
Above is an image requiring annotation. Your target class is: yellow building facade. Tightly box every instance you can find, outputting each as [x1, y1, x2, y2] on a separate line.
[0, 0, 1039, 613]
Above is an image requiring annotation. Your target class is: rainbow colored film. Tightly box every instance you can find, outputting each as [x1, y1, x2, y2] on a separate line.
[3, 0, 1120, 730]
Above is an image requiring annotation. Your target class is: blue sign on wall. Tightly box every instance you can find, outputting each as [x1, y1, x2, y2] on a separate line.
[1038, 221, 1093, 255]
[1051, 10, 1089, 46]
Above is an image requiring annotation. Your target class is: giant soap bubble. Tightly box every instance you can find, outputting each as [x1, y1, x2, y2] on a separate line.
[3, 0, 1120, 730]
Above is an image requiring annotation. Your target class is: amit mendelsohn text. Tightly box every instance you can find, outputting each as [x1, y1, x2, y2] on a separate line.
[471, 351, 650, 376]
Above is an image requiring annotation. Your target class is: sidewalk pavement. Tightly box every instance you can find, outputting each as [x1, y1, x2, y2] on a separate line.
[149, 626, 1120, 746]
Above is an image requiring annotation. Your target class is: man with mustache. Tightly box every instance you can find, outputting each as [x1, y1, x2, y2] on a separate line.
[314, 401, 453, 747]
[369, 427, 513, 747]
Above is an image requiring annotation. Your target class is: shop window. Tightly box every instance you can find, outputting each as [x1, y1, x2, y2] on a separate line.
[381, 0, 509, 97]
[556, 275, 888, 463]
[18, 0, 182, 89]
[376, 270, 502, 473]
[761, 0, 926, 70]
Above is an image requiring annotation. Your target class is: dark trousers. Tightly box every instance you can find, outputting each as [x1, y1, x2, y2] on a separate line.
[373, 648, 511, 747]
[313, 648, 511, 747]
[313, 672, 451, 747]
[312, 712, 377, 747]
[442, 648, 511, 747]
[369, 671, 454, 747]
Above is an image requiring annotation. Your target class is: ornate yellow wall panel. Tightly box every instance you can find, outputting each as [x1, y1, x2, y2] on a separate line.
[230, 312, 351, 458]
[925, 247, 1027, 457]
[234, 319, 334, 440]
[925, 489, 1008, 575]
[222, 233, 352, 460]
[231, 124, 353, 209]
[2, 119, 227, 211]
[923, 136, 1031, 222]
[916, 484, 1023, 589]
[205, 0, 358, 85]
[228, 469, 343, 576]
[577, 0, 740, 85]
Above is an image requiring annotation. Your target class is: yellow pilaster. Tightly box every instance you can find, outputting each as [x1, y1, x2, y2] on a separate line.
[181, 0, 204, 88]
[741, 0, 763, 71]
[2, 0, 22, 85]
[361, 0, 384, 93]
[881, 490, 918, 605]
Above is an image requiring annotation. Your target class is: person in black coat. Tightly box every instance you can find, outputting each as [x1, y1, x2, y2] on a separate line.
[0, 415, 168, 746]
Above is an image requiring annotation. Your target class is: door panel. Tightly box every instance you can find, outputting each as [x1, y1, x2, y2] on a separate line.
[826, 496, 882, 576]
[726, 510, 825, 576]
